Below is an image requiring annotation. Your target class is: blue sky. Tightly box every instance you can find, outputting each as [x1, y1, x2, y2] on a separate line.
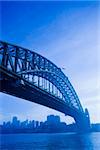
[0, 1, 100, 124]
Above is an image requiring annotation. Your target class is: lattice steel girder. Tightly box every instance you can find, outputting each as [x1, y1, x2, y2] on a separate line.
[0, 40, 84, 113]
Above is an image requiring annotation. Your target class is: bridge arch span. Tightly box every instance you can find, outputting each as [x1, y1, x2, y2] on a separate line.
[0, 41, 90, 132]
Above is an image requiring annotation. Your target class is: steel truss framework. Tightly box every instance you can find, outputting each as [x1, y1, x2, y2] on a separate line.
[0, 40, 84, 113]
[0, 41, 91, 131]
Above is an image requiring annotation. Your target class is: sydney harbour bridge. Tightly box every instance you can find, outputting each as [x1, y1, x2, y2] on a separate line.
[0, 41, 90, 132]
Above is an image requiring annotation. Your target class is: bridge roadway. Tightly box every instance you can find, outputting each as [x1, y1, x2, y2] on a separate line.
[0, 41, 90, 132]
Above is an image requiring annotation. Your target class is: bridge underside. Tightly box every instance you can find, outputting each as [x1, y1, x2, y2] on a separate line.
[0, 67, 90, 132]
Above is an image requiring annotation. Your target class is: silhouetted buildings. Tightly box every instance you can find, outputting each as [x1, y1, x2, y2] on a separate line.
[39, 115, 68, 133]
[0, 115, 77, 133]
[0, 115, 100, 134]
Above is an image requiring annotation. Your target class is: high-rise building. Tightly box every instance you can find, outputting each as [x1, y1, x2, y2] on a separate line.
[35, 121, 39, 128]
[47, 115, 60, 125]
[12, 116, 20, 128]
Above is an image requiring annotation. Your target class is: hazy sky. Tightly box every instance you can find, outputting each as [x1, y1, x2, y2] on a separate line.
[0, 1, 100, 124]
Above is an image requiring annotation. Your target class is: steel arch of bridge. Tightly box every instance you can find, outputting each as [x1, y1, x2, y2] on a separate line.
[0, 41, 83, 112]
[0, 41, 90, 131]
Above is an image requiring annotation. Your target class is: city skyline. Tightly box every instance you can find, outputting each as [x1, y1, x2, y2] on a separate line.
[0, 1, 100, 124]
[1, 115, 100, 134]
[0, 114, 78, 133]
[1, 115, 64, 126]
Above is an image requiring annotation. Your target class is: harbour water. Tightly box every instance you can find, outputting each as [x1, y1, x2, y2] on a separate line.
[0, 132, 100, 150]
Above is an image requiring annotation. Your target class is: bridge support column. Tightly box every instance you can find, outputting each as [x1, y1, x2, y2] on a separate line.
[74, 109, 91, 132]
